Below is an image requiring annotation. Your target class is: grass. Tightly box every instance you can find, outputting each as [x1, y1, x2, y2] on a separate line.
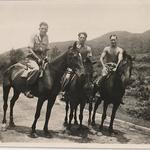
[85, 95, 150, 128]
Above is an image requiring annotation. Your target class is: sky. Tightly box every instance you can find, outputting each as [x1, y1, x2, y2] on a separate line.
[0, 0, 150, 53]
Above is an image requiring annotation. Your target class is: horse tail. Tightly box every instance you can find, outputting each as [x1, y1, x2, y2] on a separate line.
[4, 65, 15, 75]
[2, 64, 16, 88]
[3, 65, 14, 90]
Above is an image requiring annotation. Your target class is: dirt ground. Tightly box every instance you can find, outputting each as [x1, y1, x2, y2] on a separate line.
[0, 89, 150, 146]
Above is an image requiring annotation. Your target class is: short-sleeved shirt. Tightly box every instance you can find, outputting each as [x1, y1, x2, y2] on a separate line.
[29, 33, 50, 59]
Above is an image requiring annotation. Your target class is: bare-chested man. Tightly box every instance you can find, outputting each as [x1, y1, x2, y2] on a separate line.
[98, 34, 124, 104]
[100, 34, 124, 76]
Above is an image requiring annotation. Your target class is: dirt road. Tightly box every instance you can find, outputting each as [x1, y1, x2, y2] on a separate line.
[0, 89, 150, 146]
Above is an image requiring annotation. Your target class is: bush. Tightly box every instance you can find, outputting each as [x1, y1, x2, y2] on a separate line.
[126, 72, 150, 120]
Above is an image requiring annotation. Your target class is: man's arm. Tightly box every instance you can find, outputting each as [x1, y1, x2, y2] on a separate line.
[100, 48, 107, 68]
[116, 48, 124, 68]
[87, 46, 92, 58]
[28, 47, 40, 61]
[43, 35, 51, 52]
[28, 35, 40, 62]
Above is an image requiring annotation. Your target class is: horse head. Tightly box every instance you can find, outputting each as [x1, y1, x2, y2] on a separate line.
[117, 52, 133, 86]
[46, 43, 85, 79]
[66, 43, 85, 78]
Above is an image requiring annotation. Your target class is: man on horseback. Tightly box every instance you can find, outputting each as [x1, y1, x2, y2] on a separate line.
[61, 32, 93, 97]
[97, 34, 124, 104]
[24, 22, 50, 98]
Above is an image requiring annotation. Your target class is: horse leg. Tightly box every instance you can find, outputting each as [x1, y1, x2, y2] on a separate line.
[108, 103, 120, 135]
[64, 100, 69, 126]
[78, 102, 85, 130]
[91, 97, 102, 126]
[88, 99, 93, 126]
[2, 85, 11, 131]
[9, 89, 20, 127]
[67, 105, 74, 130]
[74, 105, 78, 125]
[99, 101, 108, 131]
[43, 96, 57, 137]
[31, 98, 44, 138]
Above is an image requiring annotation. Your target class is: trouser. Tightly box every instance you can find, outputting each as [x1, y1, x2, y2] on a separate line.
[27, 70, 40, 86]
[97, 66, 109, 85]
[25, 59, 40, 87]
[61, 68, 74, 92]
[93, 67, 108, 98]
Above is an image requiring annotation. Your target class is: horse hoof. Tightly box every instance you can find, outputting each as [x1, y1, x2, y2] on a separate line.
[1, 123, 7, 131]
[66, 125, 71, 130]
[99, 126, 103, 131]
[65, 129, 71, 135]
[63, 122, 68, 127]
[109, 129, 118, 135]
[9, 122, 16, 128]
[30, 132, 38, 138]
[44, 131, 52, 138]
[74, 121, 78, 125]
[91, 121, 96, 126]
[88, 120, 91, 126]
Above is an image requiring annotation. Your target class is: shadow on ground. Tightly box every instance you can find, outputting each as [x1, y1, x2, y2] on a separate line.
[91, 123, 131, 143]
[3, 122, 132, 143]
[6, 124, 94, 143]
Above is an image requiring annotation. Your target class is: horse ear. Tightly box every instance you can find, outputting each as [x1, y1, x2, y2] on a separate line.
[68, 45, 73, 50]
[72, 41, 77, 49]
[123, 50, 127, 59]
[123, 51, 133, 61]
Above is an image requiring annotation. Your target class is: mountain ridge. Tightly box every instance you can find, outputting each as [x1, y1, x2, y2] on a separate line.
[50, 30, 150, 55]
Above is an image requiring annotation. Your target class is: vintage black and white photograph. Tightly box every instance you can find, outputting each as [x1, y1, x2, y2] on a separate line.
[0, 0, 150, 148]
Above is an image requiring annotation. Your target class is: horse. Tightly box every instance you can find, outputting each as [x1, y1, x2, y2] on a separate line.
[63, 58, 94, 130]
[1, 46, 85, 138]
[88, 53, 133, 134]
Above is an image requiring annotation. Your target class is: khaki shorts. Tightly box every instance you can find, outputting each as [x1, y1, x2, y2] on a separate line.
[25, 58, 39, 70]
[102, 67, 108, 76]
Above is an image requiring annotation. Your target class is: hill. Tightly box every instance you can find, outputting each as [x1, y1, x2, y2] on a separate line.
[51, 30, 150, 56]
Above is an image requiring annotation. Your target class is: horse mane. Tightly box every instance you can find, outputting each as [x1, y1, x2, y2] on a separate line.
[49, 49, 68, 65]
[117, 51, 133, 77]
[49, 43, 76, 65]
[123, 51, 132, 61]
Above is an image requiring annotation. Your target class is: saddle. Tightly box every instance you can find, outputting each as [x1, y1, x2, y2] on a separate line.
[96, 63, 117, 87]
[21, 59, 48, 79]
[10, 63, 28, 81]
[105, 63, 117, 79]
